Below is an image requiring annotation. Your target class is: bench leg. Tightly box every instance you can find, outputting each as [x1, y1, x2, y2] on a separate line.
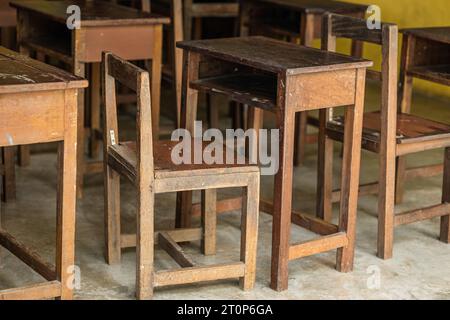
[201, 189, 217, 255]
[240, 173, 260, 291]
[440, 147, 450, 243]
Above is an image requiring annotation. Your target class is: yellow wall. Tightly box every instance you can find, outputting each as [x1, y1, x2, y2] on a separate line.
[335, 0, 450, 98]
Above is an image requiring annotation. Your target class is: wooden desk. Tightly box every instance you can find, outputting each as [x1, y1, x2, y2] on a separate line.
[0, 46, 87, 300]
[239, 0, 368, 165]
[396, 27, 450, 203]
[11, 0, 170, 197]
[177, 36, 372, 291]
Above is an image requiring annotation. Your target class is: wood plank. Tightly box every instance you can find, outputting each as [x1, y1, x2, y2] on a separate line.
[0, 230, 56, 280]
[394, 203, 450, 226]
[260, 199, 338, 235]
[0, 281, 61, 300]
[192, 196, 243, 216]
[154, 262, 245, 287]
[120, 228, 203, 248]
[158, 232, 195, 268]
[288, 232, 348, 260]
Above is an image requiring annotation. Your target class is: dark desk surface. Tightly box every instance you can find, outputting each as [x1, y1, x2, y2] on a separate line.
[10, 0, 170, 26]
[177, 36, 372, 75]
[401, 27, 450, 45]
[248, 0, 368, 14]
[0, 46, 87, 93]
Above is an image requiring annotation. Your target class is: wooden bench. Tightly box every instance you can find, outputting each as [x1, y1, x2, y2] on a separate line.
[0, 46, 87, 300]
[317, 14, 450, 260]
[102, 52, 260, 299]
[176, 36, 371, 291]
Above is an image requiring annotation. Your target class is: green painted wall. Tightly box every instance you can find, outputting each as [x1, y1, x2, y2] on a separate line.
[334, 0, 450, 98]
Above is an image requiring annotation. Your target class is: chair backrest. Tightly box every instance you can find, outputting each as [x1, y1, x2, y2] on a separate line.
[322, 13, 398, 117]
[102, 52, 154, 179]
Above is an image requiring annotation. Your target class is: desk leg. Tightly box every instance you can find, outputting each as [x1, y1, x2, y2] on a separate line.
[56, 90, 78, 300]
[396, 34, 415, 205]
[294, 13, 315, 166]
[89, 63, 101, 159]
[74, 59, 86, 199]
[336, 69, 365, 272]
[270, 76, 294, 291]
[176, 51, 200, 229]
[150, 25, 163, 140]
[1, 147, 16, 202]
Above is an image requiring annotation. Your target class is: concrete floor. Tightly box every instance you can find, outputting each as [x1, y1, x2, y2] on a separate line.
[1, 82, 449, 300]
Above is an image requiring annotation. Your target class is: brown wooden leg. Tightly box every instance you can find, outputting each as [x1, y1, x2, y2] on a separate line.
[150, 25, 163, 140]
[136, 186, 154, 300]
[73, 53, 86, 199]
[271, 77, 294, 291]
[316, 109, 333, 222]
[176, 51, 200, 228]
[396, 34, 415, 205]
[89, 62, 101, 159]
[184, 0, 193, 40]
[1, 27, 15, 49]
[201, 189, 216, 255]
[207, 94, 220, 129]
[105, 167, 121, 264]
[240, 173, 260, 291]
[336, 69, 365, 272]
[247, 107, 263, 163]
[294, 13, 315, 166]
[1, 147, 16, 202]
[440, 147, 450, 243]
[171, 0, 184, 128]
[56, 90, 78, 300]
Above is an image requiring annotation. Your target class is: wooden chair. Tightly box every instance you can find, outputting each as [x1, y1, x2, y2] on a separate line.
[317, 14, 450, 259]
[102, 52, 260, 299]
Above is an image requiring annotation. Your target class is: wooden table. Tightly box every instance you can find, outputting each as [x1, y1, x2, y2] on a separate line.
[396, 27, 450, 203]
[11, 0, 170, 197]
[177, 36, 372, 291]
[0, 46, 87, 300]
[239, 0, 368, 165]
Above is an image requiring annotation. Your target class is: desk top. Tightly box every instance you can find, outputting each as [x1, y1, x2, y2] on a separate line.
[10, 0, 170, 27]
[177, 36, 372, 75]
[0, 46, 87, 94]
[249, 0, 368, 14]
[401, 27, 450, 45]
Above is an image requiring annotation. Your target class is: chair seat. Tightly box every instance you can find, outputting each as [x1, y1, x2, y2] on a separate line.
[327, 111, 450, 150]
[108, 139, 258, 182]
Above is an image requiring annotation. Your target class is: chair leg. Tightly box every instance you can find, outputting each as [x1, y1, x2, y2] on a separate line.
[206, 94, 219, 129]
[201, 189, 217, 255]
[18, 145, 30, 167]
[240, 173, 260, 291]
[136, 188, 154, 300]
[104, 166, 121, 265]
[440, 147, 450, 243]
[293, 112, 308, 166]
[1, 147, 16, 202]
[316, 110, 333, 222]
[395, 156, 407, 204]
[89, 63, 101, 159]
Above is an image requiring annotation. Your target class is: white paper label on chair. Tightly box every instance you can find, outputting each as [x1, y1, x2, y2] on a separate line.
[110, 130, 116, 145]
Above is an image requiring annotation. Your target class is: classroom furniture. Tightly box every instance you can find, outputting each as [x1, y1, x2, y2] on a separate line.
[238, 0, 368, 165]
[102, 52, 260, 299]
[0, 46, 87, 300]
[396, 27, 450, 204]
[177, 36, 371, 291]
[11, 0, 169, 197]
[318, 15, 450, 259]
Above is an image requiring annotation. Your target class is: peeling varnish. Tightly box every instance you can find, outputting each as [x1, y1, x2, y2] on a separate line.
[5, 133, 14, 145]
[0, 73, 37, 83]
